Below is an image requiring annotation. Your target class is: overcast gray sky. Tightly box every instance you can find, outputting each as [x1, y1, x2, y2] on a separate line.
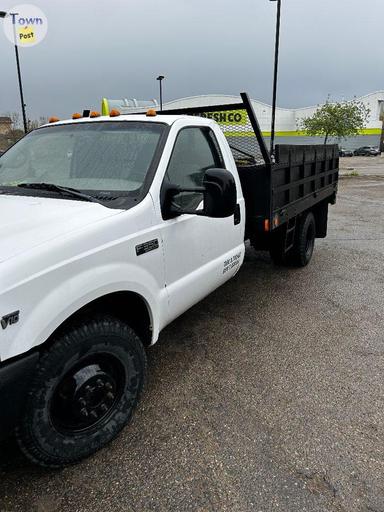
[0, 0, 383, 120]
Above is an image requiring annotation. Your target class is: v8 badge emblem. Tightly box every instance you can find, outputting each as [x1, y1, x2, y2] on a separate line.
[1, 311, 20, 330]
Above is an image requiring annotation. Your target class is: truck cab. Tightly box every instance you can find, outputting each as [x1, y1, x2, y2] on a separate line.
[0, 111, 244, 467]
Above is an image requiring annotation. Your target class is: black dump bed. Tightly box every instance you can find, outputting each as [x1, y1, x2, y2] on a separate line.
[160, 92, 339, 241]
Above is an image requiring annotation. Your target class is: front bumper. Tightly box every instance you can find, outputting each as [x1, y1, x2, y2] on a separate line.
[0, 351, 39, 440]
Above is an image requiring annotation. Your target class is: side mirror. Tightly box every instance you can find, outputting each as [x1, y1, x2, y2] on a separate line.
[162, 168, 237, 220]
[203, 168, 237, 218]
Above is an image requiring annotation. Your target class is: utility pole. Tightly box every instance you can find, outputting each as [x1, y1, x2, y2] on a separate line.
[380, 101, 384, 154]
[0, 11, 28, 133]
[156, 75, 165, 111]
[269, 0, 282, 157]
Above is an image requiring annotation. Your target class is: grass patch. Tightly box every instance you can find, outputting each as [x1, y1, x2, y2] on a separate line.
[343, 170, 359, 177]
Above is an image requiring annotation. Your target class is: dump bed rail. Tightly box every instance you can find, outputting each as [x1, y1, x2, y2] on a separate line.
[237, 144, 338, 238]
[160, 93, 339, 240]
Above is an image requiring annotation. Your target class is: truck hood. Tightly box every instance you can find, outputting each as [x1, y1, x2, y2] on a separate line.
[0, 194, 122, 263]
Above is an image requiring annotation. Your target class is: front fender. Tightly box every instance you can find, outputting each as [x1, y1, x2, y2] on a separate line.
[1, 261, 167, 361]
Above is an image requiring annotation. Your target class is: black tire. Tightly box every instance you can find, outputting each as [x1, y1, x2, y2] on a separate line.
[16, 316, 146, 468]
[288, 212, 316, 267]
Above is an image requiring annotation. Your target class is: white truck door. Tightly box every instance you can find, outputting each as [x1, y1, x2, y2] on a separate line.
[157, 124, 245, 325]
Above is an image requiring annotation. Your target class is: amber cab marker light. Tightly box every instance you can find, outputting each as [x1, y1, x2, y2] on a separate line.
[72, 112, 82, 119]
[109, 109, 120, 117]
[48, 116, 60, 123]
[146, 109, 157, 117]
[264, 218, 270, 232]
[90, 111, 101, 118]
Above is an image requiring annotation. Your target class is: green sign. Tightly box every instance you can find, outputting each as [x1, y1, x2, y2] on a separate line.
[198, 109, 247, 126]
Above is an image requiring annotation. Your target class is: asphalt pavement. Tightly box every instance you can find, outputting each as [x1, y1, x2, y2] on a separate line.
[340, 154, 384, 177]
[0, 172, 383, 512]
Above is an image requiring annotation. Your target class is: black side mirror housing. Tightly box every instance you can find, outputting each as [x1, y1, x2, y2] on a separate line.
[162, 168, 237, 220]
[203, 168, 237, 218]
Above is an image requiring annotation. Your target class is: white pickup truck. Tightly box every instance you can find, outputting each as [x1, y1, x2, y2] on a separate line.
[0, 95, 338, 467]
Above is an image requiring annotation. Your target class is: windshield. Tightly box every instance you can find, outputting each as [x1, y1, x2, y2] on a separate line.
[0, 121, 165, 194]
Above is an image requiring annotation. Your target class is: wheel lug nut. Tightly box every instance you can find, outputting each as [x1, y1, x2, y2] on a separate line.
[105, 382, 113, 391]
[80, 408, 89, 417]
[106, 392, 115, 401]
[90, 410, 98, 419]
[100, 404, 108, 413]
[96, 379, 104, 388]
[79, 398, 86, 407]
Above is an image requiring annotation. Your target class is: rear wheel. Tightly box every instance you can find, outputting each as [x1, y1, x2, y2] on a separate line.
[269, 212, 316, 267]
[288, 212, 316, 267]
[16, 316, 146, 468]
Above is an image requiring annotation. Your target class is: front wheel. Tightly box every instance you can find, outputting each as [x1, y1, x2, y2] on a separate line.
[16, 316, 147, 468]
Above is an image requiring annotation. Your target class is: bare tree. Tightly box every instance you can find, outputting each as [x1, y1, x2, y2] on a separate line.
[4, 111, 21, 130]
[28, 116, 48, 131]
[1, 112, 24, 148]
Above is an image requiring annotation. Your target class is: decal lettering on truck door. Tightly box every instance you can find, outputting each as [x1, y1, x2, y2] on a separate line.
[223, 252, 242, 274]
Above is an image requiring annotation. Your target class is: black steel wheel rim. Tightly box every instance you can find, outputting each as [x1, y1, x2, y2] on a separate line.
[50, 353, 126, 434]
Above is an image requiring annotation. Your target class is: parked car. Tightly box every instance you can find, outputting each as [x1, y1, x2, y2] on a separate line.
[353, 146, 380, 156]
[339, 148, 353, 157]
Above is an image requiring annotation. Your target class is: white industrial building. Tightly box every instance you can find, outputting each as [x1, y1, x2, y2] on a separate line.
[102, 91, 383, 144]
[160, 91, 384, 136]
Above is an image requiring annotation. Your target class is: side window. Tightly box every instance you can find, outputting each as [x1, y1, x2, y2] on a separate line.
[165, 127, 224, 210]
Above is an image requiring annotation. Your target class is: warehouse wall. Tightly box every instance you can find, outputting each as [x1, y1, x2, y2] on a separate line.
[163, 91, 384, 136]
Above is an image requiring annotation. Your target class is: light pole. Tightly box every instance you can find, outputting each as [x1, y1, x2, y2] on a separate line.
[0, 10, 28, 133]
[269, 0, 281, 156]
[156, 75, 165, 111]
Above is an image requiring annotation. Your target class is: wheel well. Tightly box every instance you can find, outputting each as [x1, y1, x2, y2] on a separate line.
[46, 292, 153, 349]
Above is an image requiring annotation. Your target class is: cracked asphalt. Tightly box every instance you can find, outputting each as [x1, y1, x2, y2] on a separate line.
[0, 169, 383, 511]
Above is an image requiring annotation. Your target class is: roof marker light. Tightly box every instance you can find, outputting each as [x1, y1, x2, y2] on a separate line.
[146, 109, 157, 117]
[72, 112, 82, 119]
[109, 109, 120, 117]
[90, 111, 101, 118]
[48, 116, 60, 123]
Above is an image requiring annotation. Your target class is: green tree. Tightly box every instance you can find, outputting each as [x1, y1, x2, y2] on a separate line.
[300, 99, 370, 144]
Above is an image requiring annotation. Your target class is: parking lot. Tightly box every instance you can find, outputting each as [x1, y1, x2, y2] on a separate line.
[340, 154, 384, 177]
[0, 163, 383, 512]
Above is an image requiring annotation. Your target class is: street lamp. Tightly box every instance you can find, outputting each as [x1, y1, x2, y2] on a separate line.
[269, 0, 282, 156]
[156, 75, 165, 111]
[0, 10, 28, 133]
